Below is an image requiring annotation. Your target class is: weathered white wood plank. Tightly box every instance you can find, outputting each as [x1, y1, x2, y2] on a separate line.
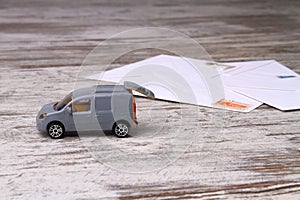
[0, 0, 299, 199]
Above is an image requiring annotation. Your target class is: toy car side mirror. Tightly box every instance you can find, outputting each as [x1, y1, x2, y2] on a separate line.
[66, 106, 72, 115]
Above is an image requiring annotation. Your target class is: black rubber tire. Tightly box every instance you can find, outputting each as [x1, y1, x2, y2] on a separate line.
[112, 121, 130, 138]
[47, 122, 65, 139]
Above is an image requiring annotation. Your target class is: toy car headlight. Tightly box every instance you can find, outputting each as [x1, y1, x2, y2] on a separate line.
[39, 112, 47, 120]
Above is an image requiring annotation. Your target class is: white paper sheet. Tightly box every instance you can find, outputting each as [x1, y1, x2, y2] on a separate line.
[232, 88, 300, 111]
[221, 60, 300, 91]
[87, 55, 263, 112]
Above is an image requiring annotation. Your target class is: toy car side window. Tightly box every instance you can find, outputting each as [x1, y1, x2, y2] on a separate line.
[71, 99, 91, 112]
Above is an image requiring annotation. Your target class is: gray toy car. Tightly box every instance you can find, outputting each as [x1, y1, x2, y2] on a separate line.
[36, 82, 154, 139]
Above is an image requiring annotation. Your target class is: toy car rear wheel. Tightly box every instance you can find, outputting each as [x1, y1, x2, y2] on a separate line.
[113, 121, 130, 138]
[48, 122, 65, 139]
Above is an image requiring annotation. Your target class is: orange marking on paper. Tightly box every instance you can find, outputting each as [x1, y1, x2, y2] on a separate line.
[215, 99, 250, 110]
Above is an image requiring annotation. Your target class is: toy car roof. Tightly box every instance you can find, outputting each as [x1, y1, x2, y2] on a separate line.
[72, 81, 155, 98]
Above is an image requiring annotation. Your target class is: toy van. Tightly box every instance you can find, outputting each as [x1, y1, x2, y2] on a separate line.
[36, 81, 154, 139]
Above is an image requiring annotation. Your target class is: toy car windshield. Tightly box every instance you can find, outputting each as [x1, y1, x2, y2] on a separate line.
[53, 92, 72, 111]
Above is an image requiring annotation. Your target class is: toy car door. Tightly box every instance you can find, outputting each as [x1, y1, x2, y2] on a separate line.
[95, 96, 115, 131]
[71, 97, 99, 132]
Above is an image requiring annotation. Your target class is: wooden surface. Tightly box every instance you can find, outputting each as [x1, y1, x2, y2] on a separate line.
[1, 0, 300, 199]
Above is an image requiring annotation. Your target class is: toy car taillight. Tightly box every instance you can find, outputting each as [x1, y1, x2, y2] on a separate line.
[132, 96, 138, 124]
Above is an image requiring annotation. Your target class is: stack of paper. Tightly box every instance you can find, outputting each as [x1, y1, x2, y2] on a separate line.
[87, 55, 300, 112]
[220, 60, 300, 111]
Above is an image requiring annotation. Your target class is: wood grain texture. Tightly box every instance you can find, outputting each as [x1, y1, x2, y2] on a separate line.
[0, 0, 300, 199]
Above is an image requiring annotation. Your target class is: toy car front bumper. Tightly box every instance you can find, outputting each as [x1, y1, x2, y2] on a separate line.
[36, 118, 46, 132]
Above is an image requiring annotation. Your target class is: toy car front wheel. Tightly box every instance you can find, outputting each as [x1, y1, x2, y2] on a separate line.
[48, 122, 65, 139]
[113, 121, 130, 138]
